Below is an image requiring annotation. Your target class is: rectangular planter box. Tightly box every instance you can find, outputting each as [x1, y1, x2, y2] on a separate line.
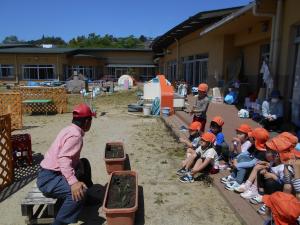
[102, 171, 138, 225]
[104, 142, 126, 174]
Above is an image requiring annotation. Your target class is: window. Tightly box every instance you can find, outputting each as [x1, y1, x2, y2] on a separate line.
[23, 65, 55, 80]
[0, 64, 14, 78]
[68, 65, 95, 80]
[166, 61, 176, 82]
[182, 54, 208, 86]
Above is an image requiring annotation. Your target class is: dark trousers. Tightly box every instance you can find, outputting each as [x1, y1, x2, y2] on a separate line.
[215, 143, 230, 162]
[257, 170, 283, 195]
[262, 117, 283, 131]
[37, 158, 93, 225]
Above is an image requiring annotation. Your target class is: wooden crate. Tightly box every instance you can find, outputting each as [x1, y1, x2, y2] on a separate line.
[0, 114, 14, 190]
[18, 87, 67, 114]
[0, 92, 22, 130]
[21, 186, 58, 225]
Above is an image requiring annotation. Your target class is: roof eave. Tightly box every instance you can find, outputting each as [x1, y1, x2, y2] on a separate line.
[199, 3, 255, 36]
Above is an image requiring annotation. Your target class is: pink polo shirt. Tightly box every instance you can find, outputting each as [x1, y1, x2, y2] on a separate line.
[40, 124, 84, 186]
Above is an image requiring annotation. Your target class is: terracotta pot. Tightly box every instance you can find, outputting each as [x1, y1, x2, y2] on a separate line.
[102, 171, 138, 225]
[104, 142, 126, 174]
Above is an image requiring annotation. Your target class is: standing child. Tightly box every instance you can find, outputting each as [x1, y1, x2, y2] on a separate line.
[178, 132, 218, 183]
[191, 83, 210, 132]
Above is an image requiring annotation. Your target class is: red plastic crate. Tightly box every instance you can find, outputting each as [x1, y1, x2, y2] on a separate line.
[11, 134, 32, 167]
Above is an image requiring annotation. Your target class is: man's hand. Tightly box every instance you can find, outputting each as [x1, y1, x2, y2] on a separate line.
[71, 181, 87, 202]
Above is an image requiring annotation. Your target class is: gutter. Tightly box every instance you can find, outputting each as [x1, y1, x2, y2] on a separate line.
[200, 3, 254, 36]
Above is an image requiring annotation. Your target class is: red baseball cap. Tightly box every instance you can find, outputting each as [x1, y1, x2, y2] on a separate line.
[73, 103, 96, 118]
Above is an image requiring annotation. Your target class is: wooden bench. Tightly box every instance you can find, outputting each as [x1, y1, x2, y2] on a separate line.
[22, 99, 53, 115]
[21, 186, 58, 225]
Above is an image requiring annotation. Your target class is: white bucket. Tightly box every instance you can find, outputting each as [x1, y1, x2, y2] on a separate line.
[143, 104, 152, 116]
[161, 107, 171, 117]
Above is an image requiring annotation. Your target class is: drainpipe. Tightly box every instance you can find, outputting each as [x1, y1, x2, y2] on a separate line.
[175, 38, 180, 80]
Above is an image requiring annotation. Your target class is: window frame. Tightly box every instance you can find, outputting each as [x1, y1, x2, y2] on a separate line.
[0, 64, 14, 78]
[22, 64, 55, 80]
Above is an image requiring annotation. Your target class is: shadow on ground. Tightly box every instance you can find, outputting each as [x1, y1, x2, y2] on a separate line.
[0, 153, 43, 202]
[79, 184, 106, 225]
[135, 185, 145, 225]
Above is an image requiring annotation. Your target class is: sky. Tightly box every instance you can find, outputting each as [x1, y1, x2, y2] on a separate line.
[1, 0, 251, 42]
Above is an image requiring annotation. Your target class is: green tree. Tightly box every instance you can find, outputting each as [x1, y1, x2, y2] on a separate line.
[2, 35, 21, 44]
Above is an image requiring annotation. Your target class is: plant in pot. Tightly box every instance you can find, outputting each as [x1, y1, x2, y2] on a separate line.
[104, 142, 126, 174]
[102, 171, 138, 225]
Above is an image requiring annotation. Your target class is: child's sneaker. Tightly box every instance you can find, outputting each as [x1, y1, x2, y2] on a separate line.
[240, 189, 258, 199]
[249, 194, 263, 205]
[220, 175, 235, 184]
[176, 168, 187, 176]
[257, 204, 266, 215]
[179, 174, 194, 183]
[234, 183, 247, 193]
[225, 181, 240, 191]
[218, 164, 228, 171]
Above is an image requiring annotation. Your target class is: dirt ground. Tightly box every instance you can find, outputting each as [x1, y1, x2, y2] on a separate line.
[0, 89, 241, 225]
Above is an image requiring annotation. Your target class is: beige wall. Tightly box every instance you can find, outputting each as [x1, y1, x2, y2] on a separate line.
[0, 53, 66, 81]
[278, 0, 300, 95]
[159, 28, 225, 86]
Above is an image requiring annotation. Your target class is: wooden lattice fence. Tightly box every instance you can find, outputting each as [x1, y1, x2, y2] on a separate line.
[0, 114, 14, 190]
[18, 87, 67, 114]
[0, 92, 22, 130]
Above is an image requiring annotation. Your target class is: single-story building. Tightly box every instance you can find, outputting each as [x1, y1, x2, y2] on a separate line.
[0, 47, 156, 82]
[152, 0, 300, 126]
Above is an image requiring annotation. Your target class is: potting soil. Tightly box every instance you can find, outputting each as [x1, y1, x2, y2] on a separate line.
[106, 175, 136, 208]
[105, 145, 124, 158]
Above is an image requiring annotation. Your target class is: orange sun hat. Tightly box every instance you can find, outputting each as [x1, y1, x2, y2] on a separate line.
[266, 136, 293, 162]
[211, 116, 224, 127]
[248, 128, 269, 151]
[198, 83, 208, 93]
[201, 132, 216, 143]
[236, 124, 252, 134]
[189, 121, 202, 131]
[278, 132, 300, 159]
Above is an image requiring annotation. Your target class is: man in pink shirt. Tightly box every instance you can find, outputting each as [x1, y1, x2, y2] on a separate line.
[37, 103, 96, 225]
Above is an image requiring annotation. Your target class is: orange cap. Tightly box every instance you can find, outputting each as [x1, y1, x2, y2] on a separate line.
[201, 132, 216, 143]
[211, 116, 224, 127]
[236, 124, 252, 134]
[189, 121, 202, 131]
[279, 132, 298, 147]
[266, 137, 292, 152]
[266, 137, 292, 162]
[198, 83, 208, 92]
[249, 128, 269, 151]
